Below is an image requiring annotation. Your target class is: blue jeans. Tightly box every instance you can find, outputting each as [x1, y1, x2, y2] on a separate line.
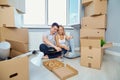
[66, 38, 75, 53]
[39, 44, 61, 59]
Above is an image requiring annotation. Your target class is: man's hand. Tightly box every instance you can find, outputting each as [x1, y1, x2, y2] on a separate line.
[55, 47, 62, 52]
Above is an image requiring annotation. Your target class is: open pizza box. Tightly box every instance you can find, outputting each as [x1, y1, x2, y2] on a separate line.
[43, 59, 78, 80]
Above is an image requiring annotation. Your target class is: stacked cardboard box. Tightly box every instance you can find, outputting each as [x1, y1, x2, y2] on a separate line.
[0, 0, 28, 57]
[80, 0, 111, 69]
[0, 7, 22, 28]
[82, 0, 107, 16]
[0, 27, 29, 57]
[0, 0, 25, 13]
[0, 1, 29, 80]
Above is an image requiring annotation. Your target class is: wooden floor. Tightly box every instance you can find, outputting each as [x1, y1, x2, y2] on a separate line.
[29, 53, 120, 80]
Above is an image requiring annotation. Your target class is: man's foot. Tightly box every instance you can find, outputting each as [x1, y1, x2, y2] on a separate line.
[42, 55, 48, 59]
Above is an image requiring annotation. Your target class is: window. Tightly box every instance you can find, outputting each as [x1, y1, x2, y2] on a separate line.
[23, 0, 80, 27]
[24, 0, 45, 25]
[48, 0, 66, 25]
[69, 0, 80, 25]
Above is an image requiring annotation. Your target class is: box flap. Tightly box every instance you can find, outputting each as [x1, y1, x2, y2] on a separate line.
[82, 0, 93, 6]
[102, 42, 112, 49]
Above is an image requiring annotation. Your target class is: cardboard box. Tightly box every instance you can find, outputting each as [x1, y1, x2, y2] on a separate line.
[10, 49, 24, 58]
[80, 37, 102, 48]
[80, 37, 112, 48]
[81, 15, 106, 29]
[84, 0, 107, 16]
[80, 28, 105, 39]
[0, 0, 25, 13]
[43, 59, 78, 80]
[82, 0, 93, 6]
[6, 40, 28, 53]
[80, 47, 103, 69]
[0, 27, 28, 43]
[80, 37, 112, 69]
[0, 56, 29, 80]
[0, 7, 23, 28]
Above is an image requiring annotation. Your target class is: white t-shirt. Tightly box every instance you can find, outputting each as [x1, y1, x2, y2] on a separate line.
[43, 31, 56, 47]
[58, 35, 66, 46]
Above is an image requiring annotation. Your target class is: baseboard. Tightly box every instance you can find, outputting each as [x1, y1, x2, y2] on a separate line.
[105, 50, 120, 57]
[75, 47, 80, 51]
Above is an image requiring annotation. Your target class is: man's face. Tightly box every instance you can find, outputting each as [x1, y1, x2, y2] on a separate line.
[51, 26, 58, 34]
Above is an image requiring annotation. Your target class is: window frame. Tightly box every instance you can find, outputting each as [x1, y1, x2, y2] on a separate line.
[23, 0, 80, 28]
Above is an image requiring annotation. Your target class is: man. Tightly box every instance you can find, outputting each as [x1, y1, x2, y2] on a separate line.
[39, 22, 62, 59]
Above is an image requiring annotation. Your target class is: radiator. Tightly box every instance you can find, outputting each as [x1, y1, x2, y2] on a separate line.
[29, 32, 43, 51]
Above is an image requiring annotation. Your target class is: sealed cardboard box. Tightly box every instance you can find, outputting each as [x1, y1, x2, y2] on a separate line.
[84, 0, 107, 16]
[80, 28, 105, 39]
[80, 37, 112, 48]
[80, 47, 103, 69]
[6, 40, 28, 53]
[81, 15, 106, 29]
[0, 56, 29, 80]
[0, 7, 22, 28]
[0, 27, 28, 43]
[80, 37, 102, 48]
[0, 0, 25, 13]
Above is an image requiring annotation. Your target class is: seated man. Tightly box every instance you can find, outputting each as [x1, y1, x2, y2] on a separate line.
[39, 23, 62, 59]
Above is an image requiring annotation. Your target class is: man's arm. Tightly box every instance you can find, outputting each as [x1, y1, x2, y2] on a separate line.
[43, 35, 61, 52]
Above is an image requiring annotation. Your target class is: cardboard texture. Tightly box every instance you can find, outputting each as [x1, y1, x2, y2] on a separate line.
[0, 27, 28, 43]
[84, 0, 107, 16]
[80, 47, 103, 69]
[0, 56, 29, 80]
[82, 0, 93, 6]
[0, 27, 3, 41]
[6, 40, 28, 53]
[43, 59, 64, 71]
[0, 27, 5, 42]
[0, 7, 22, 28]
[0, 0, 25, 13]
[52, 64, 78, 80]
[10, 49, 24, 58]
[80, 37, 102, 48]
[80, 28, 105, 39]
[43, 59, 78, 80]
[80, 37, 112, 48]
[81, 14, 106, 29]
[80, 37, 112, 69]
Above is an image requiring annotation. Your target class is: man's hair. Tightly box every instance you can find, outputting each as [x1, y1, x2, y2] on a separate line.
[51, 22, 59, 28]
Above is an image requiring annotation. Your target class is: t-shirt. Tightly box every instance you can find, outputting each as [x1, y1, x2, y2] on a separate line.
[58, 35, 66, 46]
[43, 31, 56, 47]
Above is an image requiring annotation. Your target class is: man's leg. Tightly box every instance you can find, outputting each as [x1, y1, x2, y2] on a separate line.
[39, 44, 49, 56]
[48, 51, 62, 59]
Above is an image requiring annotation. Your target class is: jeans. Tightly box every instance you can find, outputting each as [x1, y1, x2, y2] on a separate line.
[66, 38, 75, 53]
[39, 44, 61, 59]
